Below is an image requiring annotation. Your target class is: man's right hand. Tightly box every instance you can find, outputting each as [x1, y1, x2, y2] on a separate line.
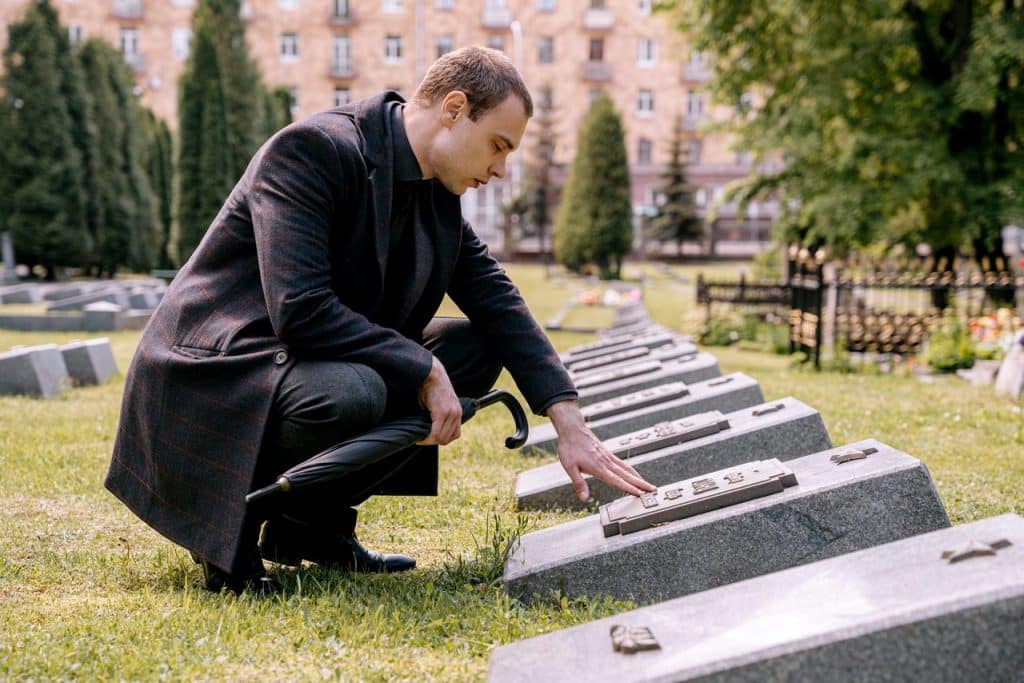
[416, 356, 463, 446]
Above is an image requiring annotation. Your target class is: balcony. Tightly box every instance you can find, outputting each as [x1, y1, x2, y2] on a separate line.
[329, 62, 357, 80]
[582, 8, 614, 30]
[481, 6, 512, 28]
[581, 60, 612, 82]
[239, 0, 251, 21]
[111, 0, 143, 19]
[681, 63, 711, 82]
[328, 8, 357, 26]
[123, 53, 146, 72]
[682, 114, 703, 131]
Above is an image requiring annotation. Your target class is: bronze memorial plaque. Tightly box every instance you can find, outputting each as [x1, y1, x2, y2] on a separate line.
[606, 410, 731, 458]
[599, 458, 798, 537]
[582, 382, 691, 422]
[569, 347, 651, 373]
[574, 361, 662, 390]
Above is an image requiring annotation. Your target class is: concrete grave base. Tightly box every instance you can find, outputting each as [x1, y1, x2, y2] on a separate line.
[503, 439, 950, 605]
[59, 338, 118, 386]
[524, 373, 763, 455]
[577, 354, 721, 407]
[516, 397, 831, 510]
[491, 514, 1024, 683]
[0, 344, 69, 398]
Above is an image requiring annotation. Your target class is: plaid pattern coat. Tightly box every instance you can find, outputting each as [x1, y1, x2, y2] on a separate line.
[105, 92, 576, 571]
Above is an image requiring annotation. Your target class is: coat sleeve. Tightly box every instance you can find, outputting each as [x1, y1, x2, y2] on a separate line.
[249, 122, 434, 390]
[447, 220, 577, 415]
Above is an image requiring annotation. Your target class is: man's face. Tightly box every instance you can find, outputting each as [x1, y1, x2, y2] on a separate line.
[430, 94, 529, 196]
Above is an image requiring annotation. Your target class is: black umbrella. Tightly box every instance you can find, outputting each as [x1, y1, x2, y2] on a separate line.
[245, 389, 529, 506]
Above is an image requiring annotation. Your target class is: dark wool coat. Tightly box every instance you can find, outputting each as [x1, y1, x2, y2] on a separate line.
[105, 92, 576, 572]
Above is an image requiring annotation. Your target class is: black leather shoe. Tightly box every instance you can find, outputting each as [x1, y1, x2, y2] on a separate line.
[259, 518, 416, 573]
[191, 552, 282, 595]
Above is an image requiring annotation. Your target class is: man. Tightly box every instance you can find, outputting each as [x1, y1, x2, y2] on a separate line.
[106, 47, 654, 594]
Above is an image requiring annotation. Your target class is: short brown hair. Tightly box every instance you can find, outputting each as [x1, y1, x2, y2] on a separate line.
[413, 46, 533, 121]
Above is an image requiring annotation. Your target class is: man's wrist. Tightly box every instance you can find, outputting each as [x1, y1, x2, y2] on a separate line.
[546, 400, 584, 433]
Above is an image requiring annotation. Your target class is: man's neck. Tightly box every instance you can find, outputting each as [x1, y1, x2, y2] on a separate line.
[402, 103, 437, 180]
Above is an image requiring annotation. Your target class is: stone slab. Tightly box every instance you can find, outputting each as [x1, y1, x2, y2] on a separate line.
[0, 283, 43, 304]
[47, 287, 128, 312]
[491, 513, 1024, 683]
[994, 330, 1024, 399]
[0, 344, 69, 398]
[0, 314, 88, 332]
[577, 354, 722, 407]
[59, 338, 118, 386]
[525, 372, 763, 455]
[598, 321, 664, 338]
[562, 332, 685, 362]
[516, 397, 832, 510]
[503, 439, 950, 605]
[566, 342, 699, 376]
[82, 302, 123, 332]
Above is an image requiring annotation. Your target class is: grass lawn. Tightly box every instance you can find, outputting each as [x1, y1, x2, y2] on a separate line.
[1, 262, 1021, 680]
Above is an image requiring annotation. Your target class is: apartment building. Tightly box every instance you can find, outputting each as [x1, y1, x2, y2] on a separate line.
[0, 0, 774, 254]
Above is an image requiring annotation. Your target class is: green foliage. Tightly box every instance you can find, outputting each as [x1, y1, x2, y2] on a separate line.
[140, 110, 175, 269]
[0, 0, 88, 278]
[651, 116, 702, 254]
[921, 311, 977, 371]
[554, 95, 633, 279]
[662, 0, 1024, 261]
[176, 0, 288, 264]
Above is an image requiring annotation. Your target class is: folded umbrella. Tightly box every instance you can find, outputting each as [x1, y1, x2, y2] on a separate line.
[245, 389, 529, 506]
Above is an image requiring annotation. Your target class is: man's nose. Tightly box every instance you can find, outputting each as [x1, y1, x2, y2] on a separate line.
[490, 159, 507, 179]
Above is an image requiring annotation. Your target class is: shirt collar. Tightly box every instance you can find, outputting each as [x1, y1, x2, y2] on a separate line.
[390, 102, 423, 183]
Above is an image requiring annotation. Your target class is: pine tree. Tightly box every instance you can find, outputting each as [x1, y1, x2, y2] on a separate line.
[140, 109, 175, 269]
[553, 95, 633, 279]
[652, 115, 702, 256]
[524, 101, 558, 264]
[0, 0, 87, 279]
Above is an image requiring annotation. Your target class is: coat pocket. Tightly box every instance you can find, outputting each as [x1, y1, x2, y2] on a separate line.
[170, 344, 223, 359]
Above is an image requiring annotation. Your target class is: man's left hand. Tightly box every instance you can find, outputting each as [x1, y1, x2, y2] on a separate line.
[546, 400, 657, 502]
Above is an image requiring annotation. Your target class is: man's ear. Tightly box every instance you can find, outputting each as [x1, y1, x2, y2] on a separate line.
[440, 91, 469, 127]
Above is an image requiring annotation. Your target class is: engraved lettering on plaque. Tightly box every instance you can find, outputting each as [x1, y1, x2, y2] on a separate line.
[569, 347, 651, 373]
[575, 361, 661, 389]
[692, 478, 718, 494]
[607, 411, 730, 458]
[752, 403, 785, 417]
[599, 459, 799, 537]
[582, 382, 690, 422]
[610, 625, 661, 654]
[708, 376, 734, 386]
[640, 493, 659, 509]
[940, 539, 1012, 564]
[830, 446, 879, 465]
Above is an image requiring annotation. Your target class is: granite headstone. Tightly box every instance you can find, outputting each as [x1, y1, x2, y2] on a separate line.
[0, 344, 70, 398]
[59, 338, 118, 386]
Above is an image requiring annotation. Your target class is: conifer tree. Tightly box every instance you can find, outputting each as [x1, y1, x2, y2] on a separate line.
[652, 116, 702, 256]
[553, 95, 633, 279]
[140, 110, 175, 269]
[0, 0, 87, 279]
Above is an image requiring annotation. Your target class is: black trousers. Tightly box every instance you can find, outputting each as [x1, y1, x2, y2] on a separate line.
[248, 317, 502, 539]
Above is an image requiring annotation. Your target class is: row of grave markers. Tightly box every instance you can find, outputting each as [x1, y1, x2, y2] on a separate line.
[0, 339, 119, 398]
[490, 298, 1022, 682]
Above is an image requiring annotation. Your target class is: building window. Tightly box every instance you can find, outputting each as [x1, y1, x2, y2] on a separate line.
[737, 91, 753, 114]
[589, 0, 605, 7]
[332, 0, 350, 18]
[637, 137, 652, 164]
[332, 35, 351, 72]
[384, 35, 403, 62]
[687, 139, 702, 165]
[537, 85, 554, 110]
[171, 27, 191, 60]
[487, 35, 505, 52]
[696, 187, 707, 206]
[435, 0, 454, 9]
[68, 25, 83, 44]
[638, 0, 652, 14]
[333, 87, 350, 107]
[689, 50, 705, 69]
[588, 37, 604, 62]
[277, 0, 297, 10]
[735, 150, 751, 166]
[382, 0, 403, 11]
[686, 90, 703, 116]
[636, 37, 655, 66]
[280, 33, 299, 60]
[288, 87, 299, 116]
[119, 27, 139, 58]
[436, 35, 453, 59]
[636, 89, 654, 115]
[538, 36, 554, 64]
[537, 0, 555, 10]
[587, 89, 603, 105]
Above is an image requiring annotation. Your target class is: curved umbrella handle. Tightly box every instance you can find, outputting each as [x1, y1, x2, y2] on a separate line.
[470, 389, 529, 449]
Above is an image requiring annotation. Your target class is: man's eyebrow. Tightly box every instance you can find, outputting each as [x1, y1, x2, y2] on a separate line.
[497, 134, 516, 151]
